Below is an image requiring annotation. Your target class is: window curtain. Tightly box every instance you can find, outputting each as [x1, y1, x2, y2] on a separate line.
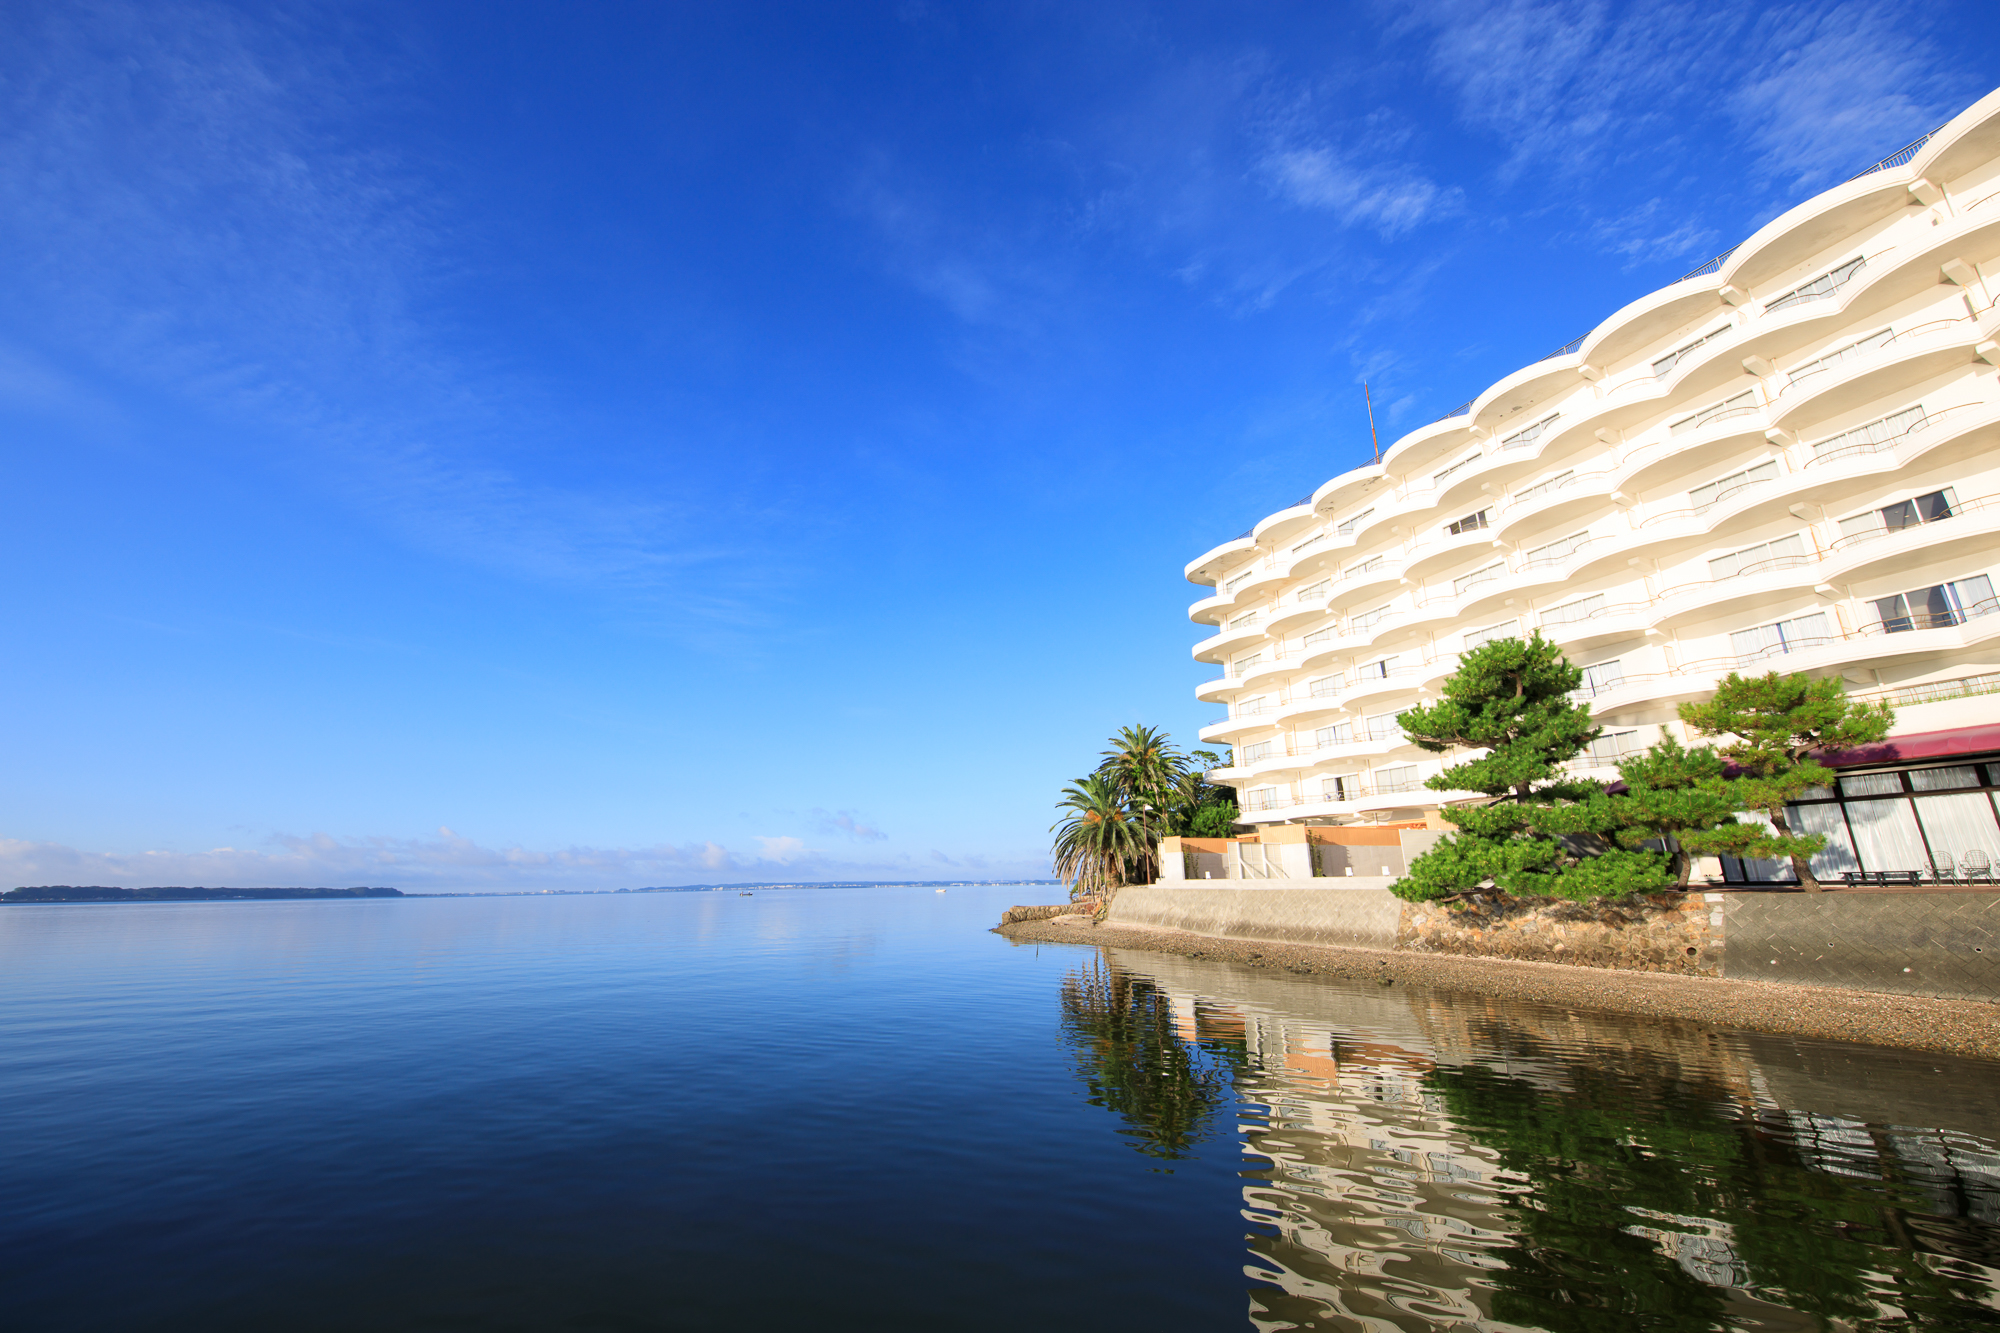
[1789, 802, 1861, 878]
[1843, 797, 1930, 872]
[1913, 793, 2000, 872]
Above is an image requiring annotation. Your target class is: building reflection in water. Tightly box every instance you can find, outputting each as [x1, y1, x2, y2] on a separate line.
[1058, 947, 2000, 1332]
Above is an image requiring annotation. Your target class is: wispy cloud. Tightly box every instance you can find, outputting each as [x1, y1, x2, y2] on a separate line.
[817, 810, 888, 841]
[1261, 146, 1460, 235]
[1727, 3, 1957, 189]
[0, 2, 755, 615]
[0, 825, 1040, 890]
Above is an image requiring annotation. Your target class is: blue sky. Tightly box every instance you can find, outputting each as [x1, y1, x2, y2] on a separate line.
[2, 0, 1995, 889]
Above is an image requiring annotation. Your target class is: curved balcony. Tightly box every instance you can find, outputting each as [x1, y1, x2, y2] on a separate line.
[1190, 618, 1269, 665]
[1537, 599, 1651, 652]
[1251, 498, 1320, 551]
[1818, 490, 2000, 587]
[1275, 687, 1350, 727]
[1183, 534, 1256, 588]
[1721, 174, 1913, 298]
[1187, 591, 1234, 626]
[1768, 317, 1987, 436]
[1493, 471, 1618, 545]
[1607, 407, 1770, 497]
[1402, 525, 1505, 581]
[1340, 665, 1426, 710]
[1790, 399, 2000, 518]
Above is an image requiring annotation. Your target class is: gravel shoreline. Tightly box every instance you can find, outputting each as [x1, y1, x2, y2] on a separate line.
[996, 914, 2000, 1061]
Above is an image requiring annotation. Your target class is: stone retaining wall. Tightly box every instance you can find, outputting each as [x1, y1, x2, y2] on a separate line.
[1089, 884, 2000, 1001]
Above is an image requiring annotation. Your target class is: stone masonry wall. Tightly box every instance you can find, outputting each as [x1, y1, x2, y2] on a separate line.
[1398, 892, 1723, 976]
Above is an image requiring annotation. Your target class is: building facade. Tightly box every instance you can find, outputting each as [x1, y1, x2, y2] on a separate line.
[1187, 87, 2000, 878]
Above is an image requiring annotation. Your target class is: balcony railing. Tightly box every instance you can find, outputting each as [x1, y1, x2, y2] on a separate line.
[1806, 401, 1983, 468]
[1844, 125, 1943, 182]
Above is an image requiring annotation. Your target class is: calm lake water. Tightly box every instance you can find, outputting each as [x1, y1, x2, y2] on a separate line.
[3, 884, 1997, 1331]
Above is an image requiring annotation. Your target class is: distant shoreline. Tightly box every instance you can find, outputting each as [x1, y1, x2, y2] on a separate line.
[3, 880, 1058, 905]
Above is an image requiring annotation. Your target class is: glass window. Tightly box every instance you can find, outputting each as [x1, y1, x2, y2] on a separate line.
[1914, 793, 2000, 872]
[1839, 772, 1902, 797]
[1290, 531, 1327, 555]
[1790, 801, 1861, 879]
[1233, 652, 1262, 672]
[1322, 775, 1355, 801]
[1873, 574, 1996, 633]
[1765, 255, 1866, 313]
[1241, 741, 1273, 763]
[1345, 555, 1384, 578]
[1350, 605, 1391, 634]
[1375, 764, 1421, 793]
[1365, 713, 1405, 743]
[1454, 561, 1506, 596]
[1910, 766, 1979, 790]
[1357, 655, 1400, 680]
[1465, 619, 1519, 650]
[1516, 470, 1576, 504]
[1653, 325, 1730, 378]
[1446, 510, 1490, 536]
[1526, 531, 1592, 567]
[1730, 611, 1830, 665]
[1433, 452, 1480, 483]
[1689, 459, 1777, 508]
[1843, 795, 1930, 872]
[1500, 413, 1559, 450]
[1295, 579, 1331, 602]
[1578, 660, 1624, 696]
[1308, 674, 1344, 698]
[1671, 389, 1759, 437]
[1336, 508, 1374, 537]
[1314, 723, 1351, 748]
[1709, 533, 1807, 580]
[1786, 327, 1891, 385]
[1543, 593, 1607, 627]
[1304, 626, 1336, 647]
[1811, 403, 1925, 460]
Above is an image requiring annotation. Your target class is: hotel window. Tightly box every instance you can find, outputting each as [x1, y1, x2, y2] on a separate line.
[1500, 413, 1560, 450]
[1446, 509, 1490, 536]
[1725, 762, 2000, 882]
[1240, 740, 1273, 764]
[1584, 729, 1641, 766]
[1730, 611, 1831, 665]
[1226, 610, 1261, 630]
[1671, 389, 1760, 437]
[1232, 652, 1262, 674]
[1838, 487, 1956, 542]
[1336, 508, 1375, 537]
[1356, 655, 1401, 681]
[1304, 625, 1337, 647]
[1308, 673, 1344, 697]
[1345, 555, 1385, 578]
[1245, 787, 1283, 812]
[1375, 764, 1422, 793]
[1708, 533, 1808, 580]
[1224, 567, 1254, 592]
[1349, 604, 1392, 634]
[1786, 326, 1891, 385]
[1689, 460, 1777, 510]
[1764, 254, 1866, 313]
[1315, 722, 1352, 748]
[1525, 530, 1592, 567]
[1454, 561, 1506, 596]
[1577, 659, 1625, 696]
[1872, 575, 1997, 633]
[1652, 324, 1730, 378]
[1291, 530, 1328, 554]
[1812, 404, 1927, 461]
[1464, 618, 1519, 650]
[1322, 775, 1358, 801]
[1295, 579, 1332, 603]
[1237, 695, 1274, 716]
[1365, 712, 1406, 743]
[1542, 593, 1606, 627]
[1515, 470, 1577, 504]
[1433, 451, 1481, 483]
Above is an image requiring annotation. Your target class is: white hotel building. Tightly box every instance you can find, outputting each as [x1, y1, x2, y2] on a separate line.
[1189, 88, 2000, 878]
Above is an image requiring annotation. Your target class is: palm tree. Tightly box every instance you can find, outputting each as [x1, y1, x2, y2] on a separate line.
[1051, 775, 1148, 901]
[1095, 726, 1187, 878]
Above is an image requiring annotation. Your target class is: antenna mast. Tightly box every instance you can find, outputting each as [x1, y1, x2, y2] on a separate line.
[1363, 382, 1381, 464]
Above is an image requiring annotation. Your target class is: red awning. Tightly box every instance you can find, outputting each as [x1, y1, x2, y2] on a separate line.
[1819, 723, 2000, 769]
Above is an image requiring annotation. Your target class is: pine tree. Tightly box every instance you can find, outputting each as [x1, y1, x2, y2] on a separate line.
[1603, 735, 1740, 889]
[1393, 634, 1624, 902]
[1677, 672, 1893, 891]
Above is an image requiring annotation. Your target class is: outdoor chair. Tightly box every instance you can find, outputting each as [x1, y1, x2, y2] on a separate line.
[1930, 853, 1957, 884]
[1964, 850, 1992, 882]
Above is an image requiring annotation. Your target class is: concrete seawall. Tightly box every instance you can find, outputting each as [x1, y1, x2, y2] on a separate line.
[1100, 881, 2000, 1002]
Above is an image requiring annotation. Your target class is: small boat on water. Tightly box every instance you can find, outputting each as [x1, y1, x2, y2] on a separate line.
[935, 888, 947, 894]
[739, 892, 754, 897]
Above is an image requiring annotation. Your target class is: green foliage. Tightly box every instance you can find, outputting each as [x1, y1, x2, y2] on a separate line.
[1058, 959, 1241, 1160]
[1394, 634, 1621, 902]
[1050, 775, 1148, 900]
[1679, 672, 1894, 889]
[1188, 803, 1239, 837]
[1605, 736, 1742, 888]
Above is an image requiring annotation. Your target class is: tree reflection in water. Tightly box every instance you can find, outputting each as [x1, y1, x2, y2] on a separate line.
[1058, 958, 1243, 1160]
[1424, 1054, 2000, 1332]
[1059, 953, 2000, 1330]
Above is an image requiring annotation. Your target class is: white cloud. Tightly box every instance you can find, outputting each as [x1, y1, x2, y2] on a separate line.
[818, 810, 888, 841]
[1262, 145, 1460, 235]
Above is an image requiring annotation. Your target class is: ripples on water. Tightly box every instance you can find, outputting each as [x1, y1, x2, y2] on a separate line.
[2, 886, 1996, 1331]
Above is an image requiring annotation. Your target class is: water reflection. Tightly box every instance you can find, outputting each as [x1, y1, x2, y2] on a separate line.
[1066, 947, 2000, 1331]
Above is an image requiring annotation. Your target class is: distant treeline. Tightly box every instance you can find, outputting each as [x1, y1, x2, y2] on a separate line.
[3, 886, 403, 904]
